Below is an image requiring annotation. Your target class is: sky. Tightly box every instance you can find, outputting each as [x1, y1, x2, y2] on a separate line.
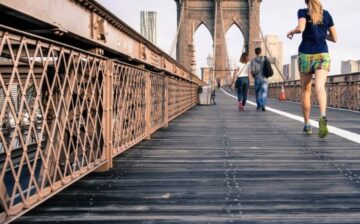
[97, 0, 360, 76]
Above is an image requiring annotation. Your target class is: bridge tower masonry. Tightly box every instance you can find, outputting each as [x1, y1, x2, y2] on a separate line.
[175, 0, 261, 84]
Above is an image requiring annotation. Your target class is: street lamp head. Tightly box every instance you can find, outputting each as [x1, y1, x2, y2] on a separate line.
[207, 54, 213, 67]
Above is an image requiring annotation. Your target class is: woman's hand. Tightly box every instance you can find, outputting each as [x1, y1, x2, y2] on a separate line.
[287, 30, 294, 39]
[287, 18, 306, 40]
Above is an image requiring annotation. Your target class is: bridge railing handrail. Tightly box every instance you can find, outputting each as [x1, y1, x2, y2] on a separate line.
[0, 24, 203, 86]
[268, 72, 360, 86]
[0, 24, 108, 59]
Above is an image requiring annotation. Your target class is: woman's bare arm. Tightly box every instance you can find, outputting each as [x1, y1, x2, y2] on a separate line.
[327, 26, 337, 43]
[287, 18, 306, 39]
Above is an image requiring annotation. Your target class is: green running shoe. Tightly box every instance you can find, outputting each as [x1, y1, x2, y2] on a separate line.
[303, 124, 312, 135]
[318, 116, 329, 138]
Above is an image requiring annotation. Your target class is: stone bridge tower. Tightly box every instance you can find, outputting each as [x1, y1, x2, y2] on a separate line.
[175, 0, 261, 84]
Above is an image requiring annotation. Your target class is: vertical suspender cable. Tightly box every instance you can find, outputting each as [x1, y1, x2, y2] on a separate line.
[220, 3, 246, 81]
[212, 1, 218, 86]
[252, 5, 286, 81]
[169, 1, 185, 57]
[220, 1, 232, 82]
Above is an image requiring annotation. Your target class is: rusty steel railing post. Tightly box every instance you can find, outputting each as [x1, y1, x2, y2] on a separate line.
[164, 76, 169, 128]
[96, 60, 114, 172]
[145, 71, 152, 140]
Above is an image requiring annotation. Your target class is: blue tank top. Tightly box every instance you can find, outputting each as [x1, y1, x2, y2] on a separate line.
[298, 8, 334, 54]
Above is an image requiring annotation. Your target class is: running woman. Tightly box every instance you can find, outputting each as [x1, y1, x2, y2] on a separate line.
[287, 0, 337, 138]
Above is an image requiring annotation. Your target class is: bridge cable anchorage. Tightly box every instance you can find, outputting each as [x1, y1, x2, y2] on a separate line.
[252, 5, 287, 100]
[169, 1, 185, 57]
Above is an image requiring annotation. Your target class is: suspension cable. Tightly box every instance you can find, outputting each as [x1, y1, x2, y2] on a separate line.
[220, 1, 247, 81]
[211, 1, 218, 86]
[169, 1, 185, 57]
[252, 4, 287, 81]
[219, 1, 231, 81]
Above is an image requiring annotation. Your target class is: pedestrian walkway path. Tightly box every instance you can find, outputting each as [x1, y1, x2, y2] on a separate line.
[16, 90, 360, 224]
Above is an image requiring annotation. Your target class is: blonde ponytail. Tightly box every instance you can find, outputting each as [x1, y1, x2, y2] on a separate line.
[306, 0, 323, 25]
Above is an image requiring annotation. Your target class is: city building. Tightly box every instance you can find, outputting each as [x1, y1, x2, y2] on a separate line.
[259, 35, 283, 83]
[341, 60, 360, 74]
[140, 11, 157, 44]
[283, 64, 290, 81]
[290, 55, 300, 81]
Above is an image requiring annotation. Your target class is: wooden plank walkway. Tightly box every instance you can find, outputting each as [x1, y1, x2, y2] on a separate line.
[15, 90, 360, 224]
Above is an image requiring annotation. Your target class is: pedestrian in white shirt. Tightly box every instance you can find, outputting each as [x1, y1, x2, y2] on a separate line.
[233, 52, 251, 111]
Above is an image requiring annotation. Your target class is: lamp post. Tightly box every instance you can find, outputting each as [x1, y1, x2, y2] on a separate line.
[207, 54, 214, 86]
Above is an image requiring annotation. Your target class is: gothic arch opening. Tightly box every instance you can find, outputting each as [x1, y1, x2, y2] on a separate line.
[175, 0, 261, 85]
[194, 23, 213, 77]
[225, 23, 245, 74]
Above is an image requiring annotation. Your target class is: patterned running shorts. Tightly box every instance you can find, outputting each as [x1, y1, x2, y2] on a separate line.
[298, 53, 331, 74]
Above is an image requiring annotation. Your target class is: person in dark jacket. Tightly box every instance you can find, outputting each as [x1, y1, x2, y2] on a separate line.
[251, 47, 267, 111]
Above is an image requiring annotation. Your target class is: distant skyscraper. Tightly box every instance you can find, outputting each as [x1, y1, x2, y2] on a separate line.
[341, 60, 360, 74]
[140, 11, 157, 44]
[260, 35, 283, 83]
[283, 64, 290, 81]
[291, 55, 300, 80]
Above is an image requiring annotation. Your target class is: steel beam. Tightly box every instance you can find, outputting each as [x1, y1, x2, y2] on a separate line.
[0, 0, 204, 85]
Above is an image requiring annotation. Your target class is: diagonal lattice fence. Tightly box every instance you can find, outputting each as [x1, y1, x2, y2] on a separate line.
[266, 75, 360, 111]
[0, 26, 199, 223]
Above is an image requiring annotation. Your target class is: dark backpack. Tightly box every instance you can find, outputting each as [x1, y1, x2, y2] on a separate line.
[263, 57, 274, 78]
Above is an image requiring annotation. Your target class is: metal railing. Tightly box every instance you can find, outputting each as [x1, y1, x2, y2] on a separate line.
[266, 73, 360, 111]
[0, 26, 199, 223]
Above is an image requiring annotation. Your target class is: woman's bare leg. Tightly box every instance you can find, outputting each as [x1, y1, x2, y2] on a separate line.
[314, 69, 328, 116]
[300, 72, 313, 124]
